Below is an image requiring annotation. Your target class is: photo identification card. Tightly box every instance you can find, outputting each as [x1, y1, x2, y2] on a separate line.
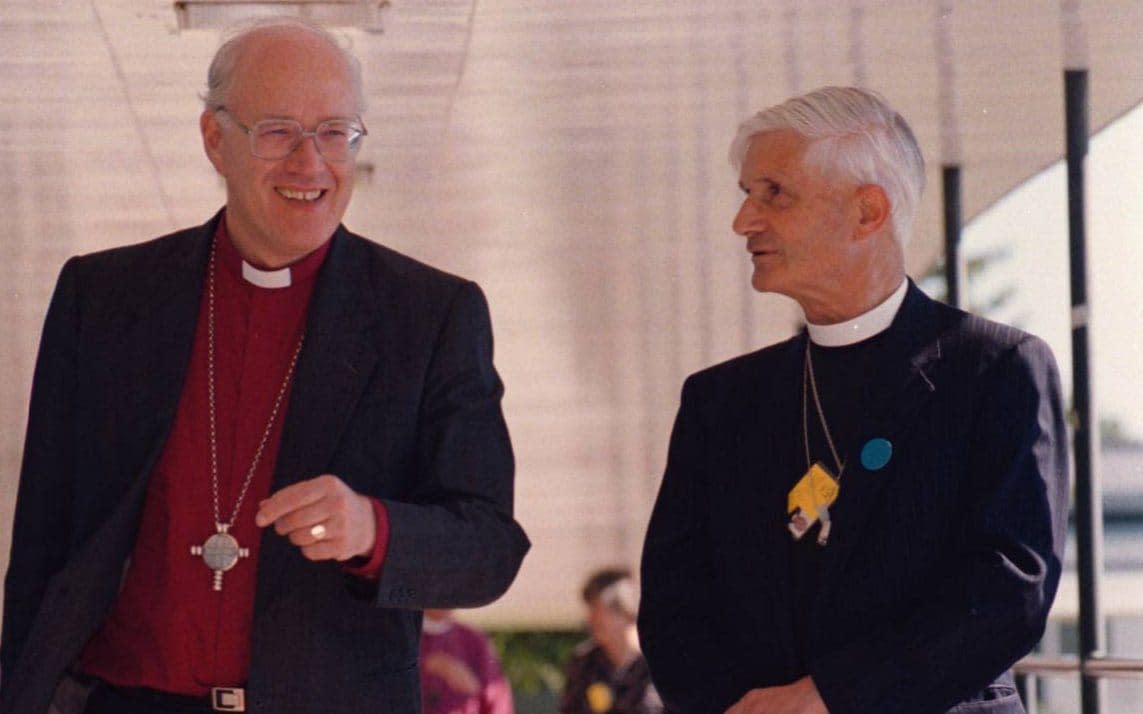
[787, 462, 839, 540]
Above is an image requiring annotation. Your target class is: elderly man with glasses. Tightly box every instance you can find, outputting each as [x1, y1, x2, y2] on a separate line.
[1, 17, 528, 714]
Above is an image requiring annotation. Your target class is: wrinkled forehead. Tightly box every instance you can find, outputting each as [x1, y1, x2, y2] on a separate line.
[739, 130, 813, 178]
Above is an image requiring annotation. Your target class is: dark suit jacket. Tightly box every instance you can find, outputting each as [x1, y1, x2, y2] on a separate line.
[638, 283, 1069, 714]
[1, 212, 530, 713]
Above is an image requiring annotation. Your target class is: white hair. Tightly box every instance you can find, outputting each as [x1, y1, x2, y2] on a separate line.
[729, 87, 925, 245]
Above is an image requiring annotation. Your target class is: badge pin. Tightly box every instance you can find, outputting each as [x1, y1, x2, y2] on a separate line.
[860, 438, 893, 471]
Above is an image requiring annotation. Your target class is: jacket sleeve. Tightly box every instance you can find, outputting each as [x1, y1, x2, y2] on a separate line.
[1, 260, 81, 683]
[372, 281, 529, 609]
[639, 376, 748, 712]
[809, 335, 1071, 712]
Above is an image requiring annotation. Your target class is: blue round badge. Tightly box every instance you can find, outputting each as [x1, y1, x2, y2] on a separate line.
[860, 438, 893, 471]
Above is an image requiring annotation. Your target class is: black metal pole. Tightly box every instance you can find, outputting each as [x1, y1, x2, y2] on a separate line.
[1066, 67, 1104, 714]
[942, 164, 962, 308]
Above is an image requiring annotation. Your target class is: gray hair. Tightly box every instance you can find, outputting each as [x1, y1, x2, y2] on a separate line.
[729, 87, 925, 245]
[202, 16, 365, 114]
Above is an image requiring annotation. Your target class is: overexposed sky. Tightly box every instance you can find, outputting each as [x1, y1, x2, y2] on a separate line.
[962, 103, 1143, 440]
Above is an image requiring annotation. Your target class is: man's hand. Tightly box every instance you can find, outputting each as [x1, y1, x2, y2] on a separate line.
[255, 474, 376, 562]
[725, 676, 828, 714]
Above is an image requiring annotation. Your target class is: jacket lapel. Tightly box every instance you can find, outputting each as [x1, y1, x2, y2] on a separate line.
[812, 285, 950, 606]
[737, 335, 806, 664]
[255, 228, 382, 592]
[111, 219, 213, 496]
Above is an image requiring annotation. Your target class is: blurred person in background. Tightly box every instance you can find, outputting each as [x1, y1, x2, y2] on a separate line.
[560, 568, 662, 714]
[420, 609, 513, 714]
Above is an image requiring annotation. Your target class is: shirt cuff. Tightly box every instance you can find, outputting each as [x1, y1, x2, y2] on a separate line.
[342, 497, 390, 580]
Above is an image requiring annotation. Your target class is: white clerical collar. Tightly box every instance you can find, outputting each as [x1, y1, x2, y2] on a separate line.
[806, 279, 908, 347]
[241, 261, 292, 289]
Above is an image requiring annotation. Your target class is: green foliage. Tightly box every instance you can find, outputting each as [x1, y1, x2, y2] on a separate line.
[488, 628, 585, 696]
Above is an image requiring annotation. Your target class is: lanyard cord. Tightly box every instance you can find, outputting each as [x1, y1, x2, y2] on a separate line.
[802, 341, 845, 478]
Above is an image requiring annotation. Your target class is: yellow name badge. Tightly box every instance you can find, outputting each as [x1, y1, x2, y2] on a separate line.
[787, 462, 839, 541]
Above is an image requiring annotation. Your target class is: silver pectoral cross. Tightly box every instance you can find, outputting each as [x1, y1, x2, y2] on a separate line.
[190, 524, 250, 591]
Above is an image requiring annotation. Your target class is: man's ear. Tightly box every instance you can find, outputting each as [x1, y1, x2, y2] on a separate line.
[854, 184, 891, 239]
[201, 110, 226, 176]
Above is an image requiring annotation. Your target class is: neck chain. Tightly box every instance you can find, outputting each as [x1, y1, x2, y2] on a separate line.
[802, 341, 844, 478]
[190, 241, 305, 591]
[792, 340, 847, 547]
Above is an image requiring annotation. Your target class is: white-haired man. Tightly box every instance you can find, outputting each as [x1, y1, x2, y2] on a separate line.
[639, 87, 1069, 713]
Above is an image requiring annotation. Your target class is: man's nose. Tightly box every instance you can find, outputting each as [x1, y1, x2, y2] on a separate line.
[283, 132, 326, 170]
[732, 198, 762, 236]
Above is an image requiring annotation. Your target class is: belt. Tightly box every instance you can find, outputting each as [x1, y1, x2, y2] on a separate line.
[87, 682, 246, 713]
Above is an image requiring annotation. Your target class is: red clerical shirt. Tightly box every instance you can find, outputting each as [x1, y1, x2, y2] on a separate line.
[80, 220, 385, 693]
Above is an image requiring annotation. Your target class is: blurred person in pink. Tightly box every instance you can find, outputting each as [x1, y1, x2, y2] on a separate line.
[420, 609, 514, 714]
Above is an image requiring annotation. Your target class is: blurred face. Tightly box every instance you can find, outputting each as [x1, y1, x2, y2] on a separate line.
[732, 130, 860, 315]
[201, 28, 360, 268]
[587, 598, 630, 648]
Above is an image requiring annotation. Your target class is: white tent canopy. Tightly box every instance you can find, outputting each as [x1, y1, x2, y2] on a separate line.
[2, 0, 1141, 625]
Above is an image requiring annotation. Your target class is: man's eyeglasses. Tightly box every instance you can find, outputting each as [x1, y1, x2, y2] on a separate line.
[214, 107, 367, 162]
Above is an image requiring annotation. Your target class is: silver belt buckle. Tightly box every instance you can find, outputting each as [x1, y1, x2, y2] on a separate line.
[211, 687, 246, 712]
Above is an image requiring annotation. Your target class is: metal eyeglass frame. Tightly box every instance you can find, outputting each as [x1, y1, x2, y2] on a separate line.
[213, 107, 368, 161]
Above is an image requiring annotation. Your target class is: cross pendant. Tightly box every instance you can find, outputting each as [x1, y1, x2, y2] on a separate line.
[190, 525, 250, 591]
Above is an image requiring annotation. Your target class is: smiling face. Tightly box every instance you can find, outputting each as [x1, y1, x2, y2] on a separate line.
[732, 130, 868, 321]
[201, 27, 360, 268]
